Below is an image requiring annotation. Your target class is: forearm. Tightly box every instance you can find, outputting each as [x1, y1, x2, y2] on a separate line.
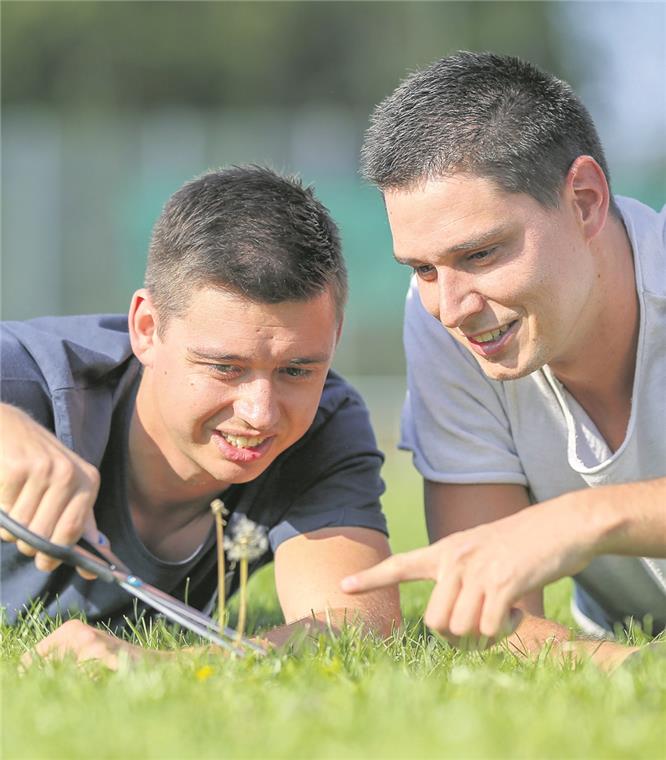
[553, 477, 666, 561]
[262, 605, 399, 649]
[506, 612, 637, 670]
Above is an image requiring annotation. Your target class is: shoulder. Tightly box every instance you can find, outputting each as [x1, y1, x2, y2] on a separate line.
[317, 369, 368, 417]
[309, 370, 377, 445]
[1, 314, 134, 392]
[616, 196, 666, 298]
[1, 322, 53, 428]
[1, 315, 137, 456]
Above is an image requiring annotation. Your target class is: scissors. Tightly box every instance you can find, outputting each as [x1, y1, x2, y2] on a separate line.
[0, 510, 266, 657]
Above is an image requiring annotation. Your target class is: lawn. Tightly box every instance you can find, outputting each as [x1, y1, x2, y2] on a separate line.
[1, 451, 665, 760]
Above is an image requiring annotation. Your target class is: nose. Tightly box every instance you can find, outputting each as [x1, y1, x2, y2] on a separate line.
[420, 268, 485, 330]
[233, 377, 280, 431]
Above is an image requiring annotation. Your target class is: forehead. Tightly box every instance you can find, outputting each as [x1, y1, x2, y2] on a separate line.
[384, 175, 535, 257]
[165, 286, 338, 358]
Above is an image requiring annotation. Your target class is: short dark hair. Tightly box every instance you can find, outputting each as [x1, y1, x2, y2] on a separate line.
[361, 51, 616, 210]
[145, 166, 346, 330]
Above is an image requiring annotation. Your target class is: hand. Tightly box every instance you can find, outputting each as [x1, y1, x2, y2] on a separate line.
[20, 620, 148, 670]
[0, 403, 102, 574]
[561, 639, 640, 672]
[341, 501, 592, 641]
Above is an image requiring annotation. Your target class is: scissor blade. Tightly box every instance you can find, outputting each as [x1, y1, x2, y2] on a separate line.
[112, 570, 267, 655]
[0, 510, 266, 656]
[116, 578, 248, 655]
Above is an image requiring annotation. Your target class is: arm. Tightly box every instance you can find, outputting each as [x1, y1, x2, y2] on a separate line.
[343, 480, 646, 668]
[24, 527, 401, 668]
[267, 525, 401, 645]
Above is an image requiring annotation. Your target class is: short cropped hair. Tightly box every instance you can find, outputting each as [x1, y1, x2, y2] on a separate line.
[361, 51, 616, 210]
[145, 166, 346, 330]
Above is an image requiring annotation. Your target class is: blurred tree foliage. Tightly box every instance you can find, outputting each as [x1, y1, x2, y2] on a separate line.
[3, 1, 571, 110]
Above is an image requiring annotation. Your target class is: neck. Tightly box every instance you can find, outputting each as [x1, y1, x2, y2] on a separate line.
[550, 214, 639, 402]
[548, 215, 639, 451]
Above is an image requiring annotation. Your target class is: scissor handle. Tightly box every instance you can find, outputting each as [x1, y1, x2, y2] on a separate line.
[0, 510, 116, 583]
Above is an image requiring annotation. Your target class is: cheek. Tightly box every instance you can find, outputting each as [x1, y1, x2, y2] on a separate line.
[416, 281, 439, 318]
[286, 382, 326, 431]
[165, 374, 229, 418]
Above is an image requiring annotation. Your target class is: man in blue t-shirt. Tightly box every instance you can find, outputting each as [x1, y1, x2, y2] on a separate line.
[0, 166, 400, 666]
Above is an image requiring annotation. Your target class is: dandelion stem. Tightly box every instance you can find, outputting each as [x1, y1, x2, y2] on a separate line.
[237, 556, 248, 643]
[210, 498, 229, 632]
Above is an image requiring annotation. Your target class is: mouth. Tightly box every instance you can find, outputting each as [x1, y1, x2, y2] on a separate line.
[465, 320, 518, 357]
[212, 431, 274, 463]
[220, 433, 269, 449]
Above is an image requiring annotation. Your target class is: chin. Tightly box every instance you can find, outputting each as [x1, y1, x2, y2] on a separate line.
[477, 357, 542, 382]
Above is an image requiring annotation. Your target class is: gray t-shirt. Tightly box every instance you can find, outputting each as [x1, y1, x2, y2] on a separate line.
[0, 315, 388, 630]
[400, 196, 666, 635]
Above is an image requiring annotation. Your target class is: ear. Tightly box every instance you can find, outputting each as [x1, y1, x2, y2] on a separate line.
[564, 155, 610, 242]
[128, 289, 161, 368]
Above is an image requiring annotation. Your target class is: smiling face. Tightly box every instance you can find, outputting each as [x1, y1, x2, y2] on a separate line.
[385, 173, 602, 381]
[130, 286, 340, 496]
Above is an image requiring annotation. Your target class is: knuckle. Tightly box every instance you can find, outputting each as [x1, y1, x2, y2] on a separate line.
[31, 454, 54, 482]
[60, 619, 84, 633]
[81, 630, 101, 649]
[61, 620, 97, 645]
[53, 457, 76, 487]
[57, 512, 86, 542]
[0, 457, 29, 488]
[83, 463, 101, 493]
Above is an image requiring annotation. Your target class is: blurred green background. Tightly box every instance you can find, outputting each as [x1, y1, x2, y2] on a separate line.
[2, 1, 665, 444]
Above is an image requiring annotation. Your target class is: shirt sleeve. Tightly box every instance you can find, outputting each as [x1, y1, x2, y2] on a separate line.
[0, 324, 54, 430]
[267, 387, 388, 552]
[399, 279, 528, 486]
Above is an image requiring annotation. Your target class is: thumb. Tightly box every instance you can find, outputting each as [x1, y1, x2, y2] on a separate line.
[81, 512, 108, 548]
[78, 513, 110, 580]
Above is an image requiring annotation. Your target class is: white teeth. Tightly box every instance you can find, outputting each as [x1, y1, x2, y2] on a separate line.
[221, 433, 266, 449]
[474, 324, 511, 343]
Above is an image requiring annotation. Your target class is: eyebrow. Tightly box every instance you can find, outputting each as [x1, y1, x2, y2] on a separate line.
[394, 224, 510, 266]
[187, 349, 330, 365]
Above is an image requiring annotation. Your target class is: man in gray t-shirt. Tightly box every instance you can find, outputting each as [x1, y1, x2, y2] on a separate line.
[342, 52, 665, 669]
[0, 166, 400, 666]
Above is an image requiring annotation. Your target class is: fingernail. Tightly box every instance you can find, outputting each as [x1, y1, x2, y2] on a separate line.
[341, 576, 357, 592]
[97, 532, 108, 546]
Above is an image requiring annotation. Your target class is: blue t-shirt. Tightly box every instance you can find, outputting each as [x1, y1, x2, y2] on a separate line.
[0, 315, 388, 629]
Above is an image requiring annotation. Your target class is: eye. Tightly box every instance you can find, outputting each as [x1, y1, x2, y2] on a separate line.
[466, 247, 495, 263]
[210, 364, 242, 377]
[413, 264, 437, 282]
[281, 366, 312, 378]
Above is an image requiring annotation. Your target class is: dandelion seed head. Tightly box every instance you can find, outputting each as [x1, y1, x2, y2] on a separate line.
[224, 514, 268, 561]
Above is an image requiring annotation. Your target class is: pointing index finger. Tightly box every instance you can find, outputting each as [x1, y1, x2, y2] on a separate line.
[341, 546, 434, 594]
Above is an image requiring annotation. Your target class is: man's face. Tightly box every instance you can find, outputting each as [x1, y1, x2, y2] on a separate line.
[139, 287, 339, 490]
[385, 174, 598, 381]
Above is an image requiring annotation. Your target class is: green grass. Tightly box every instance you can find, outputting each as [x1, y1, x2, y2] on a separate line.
[2, 452, 665, 760]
